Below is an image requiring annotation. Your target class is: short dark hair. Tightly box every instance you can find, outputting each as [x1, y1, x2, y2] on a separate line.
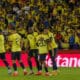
[39, 28, 44, 32]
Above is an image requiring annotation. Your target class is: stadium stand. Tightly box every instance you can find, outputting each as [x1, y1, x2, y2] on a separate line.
[0, 0, 80, 49]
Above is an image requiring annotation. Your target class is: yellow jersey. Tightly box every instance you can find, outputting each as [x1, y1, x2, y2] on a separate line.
[36, 34, 49, 54]
[27, 32, 38, 49]
[33, 32, 38, 38]
[48, 31, 58, 50]
[8, 33, 21, 52]
[0, 35, 5, 53]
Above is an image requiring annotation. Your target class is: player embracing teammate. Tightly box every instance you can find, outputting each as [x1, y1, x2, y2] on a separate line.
[43, 27, 58, 76]
[36, 27, 58, 76]
[26, 27, 58, 76]
[26, 27, 41, 75]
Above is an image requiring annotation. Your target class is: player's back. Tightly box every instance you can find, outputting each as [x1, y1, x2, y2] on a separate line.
[9, 33, 21, 52]
[27, 33, 37, 49]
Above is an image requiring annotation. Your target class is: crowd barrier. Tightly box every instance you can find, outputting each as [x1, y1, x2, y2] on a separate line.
[0, 50, 80, 67]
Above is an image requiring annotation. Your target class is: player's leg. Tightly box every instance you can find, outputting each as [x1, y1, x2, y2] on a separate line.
[52, 48, 58, 76]
[34, 49, 41, 72]
[36, 54, 49, 76]
[17, 52, 27, 75]
[36, 54, 42, 75]
[49, 48, 58, 75]
[49, 49, 57, 70]
[12, 52, 18, 76]
[42, 54, 50, 76]
[53, 48, 58, 70]
[43, 61, 49, 76]
[1, 53, 12, 74]
[28, 50, 34, 74]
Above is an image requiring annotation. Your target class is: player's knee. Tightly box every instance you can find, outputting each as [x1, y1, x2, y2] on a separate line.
[41, 61, 44, 64]
[28, 56, 31, 60]
[12, 60, 16, 63]
[39, 61, 42, 65]
[19, 60, 22, 63]
[3, 59, 6, 61]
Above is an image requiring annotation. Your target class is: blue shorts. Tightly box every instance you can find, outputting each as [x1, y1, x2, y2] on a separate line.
[0, 53, 5, 60]
[28, 49, 38, 59]
[12, 52, 21, 60]
[39, 54, 46, 61]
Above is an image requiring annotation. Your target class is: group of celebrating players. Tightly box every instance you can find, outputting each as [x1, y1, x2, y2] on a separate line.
[0, 26, 58, 76]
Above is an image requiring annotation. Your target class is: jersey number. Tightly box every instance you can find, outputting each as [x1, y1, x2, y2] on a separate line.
[38, 39, 46, 47]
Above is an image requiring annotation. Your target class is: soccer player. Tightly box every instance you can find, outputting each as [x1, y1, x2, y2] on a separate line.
[26, 27, 40, 75]
[44, 27, 58, 76]
[8, 27, 27, 76]
[36, 28, 50, 76]
[0, 29, 11, 74]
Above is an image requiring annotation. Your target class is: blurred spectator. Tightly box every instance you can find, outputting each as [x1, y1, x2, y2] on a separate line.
[0, 0, 79, 49]
[55, 31, 63, 49]
[69, 31, 75, 49]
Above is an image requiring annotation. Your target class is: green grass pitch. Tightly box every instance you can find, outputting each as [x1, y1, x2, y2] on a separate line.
[0, 67, 80, 80]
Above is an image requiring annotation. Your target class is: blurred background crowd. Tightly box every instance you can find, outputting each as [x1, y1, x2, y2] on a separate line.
[0, 0, 80, 49]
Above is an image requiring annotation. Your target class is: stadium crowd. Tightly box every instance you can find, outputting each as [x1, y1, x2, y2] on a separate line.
[0, 0, 80, 49]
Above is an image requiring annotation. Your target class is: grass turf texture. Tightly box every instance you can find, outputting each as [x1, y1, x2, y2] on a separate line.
[0, 67, 80, 80]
